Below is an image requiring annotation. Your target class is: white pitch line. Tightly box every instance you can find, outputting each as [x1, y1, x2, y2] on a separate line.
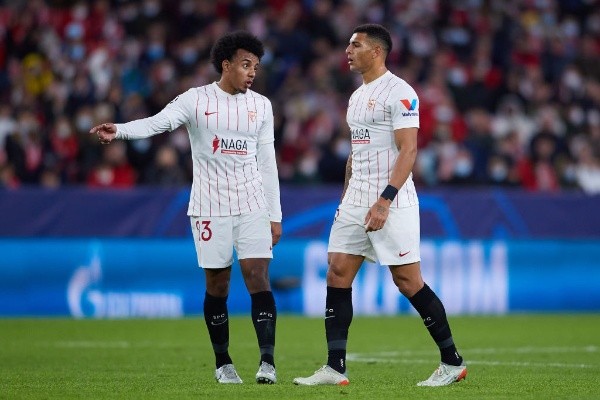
[349, 346, 598, 357]
[347, 351, 598, 369]
[51, 341, 131, 348]
[43, 340, 188, 349]
[463, 346, 598, 354]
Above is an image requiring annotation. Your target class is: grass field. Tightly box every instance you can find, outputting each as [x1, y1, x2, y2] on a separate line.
[2, 314, 599, 399]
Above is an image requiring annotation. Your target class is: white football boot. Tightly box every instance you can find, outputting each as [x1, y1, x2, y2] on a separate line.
[255, 361, 277, 384]
[215, 364, 243, 384]
[293, 365, 349, 386]
[417, 362, 467, 387]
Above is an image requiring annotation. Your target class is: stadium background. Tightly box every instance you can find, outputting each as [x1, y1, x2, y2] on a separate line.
[0, 0, 599, 317]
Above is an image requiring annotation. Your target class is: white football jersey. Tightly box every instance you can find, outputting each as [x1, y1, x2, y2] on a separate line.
[116, 82, 279, 218]
[342, 71, 420, 208]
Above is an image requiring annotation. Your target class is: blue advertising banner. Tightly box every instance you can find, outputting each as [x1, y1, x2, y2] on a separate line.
[1, 239, 598, 317]
[1, 187, 599, 239]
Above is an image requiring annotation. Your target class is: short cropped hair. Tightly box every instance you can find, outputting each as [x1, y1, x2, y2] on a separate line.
[210, 31, 265, 74]
[353, 24, 392, 55]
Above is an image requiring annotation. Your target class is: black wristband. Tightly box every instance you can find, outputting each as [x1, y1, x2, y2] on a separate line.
[380, 184, 398, 201]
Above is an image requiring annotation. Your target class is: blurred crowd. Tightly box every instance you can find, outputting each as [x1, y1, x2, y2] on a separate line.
[0, 0, 599, 193]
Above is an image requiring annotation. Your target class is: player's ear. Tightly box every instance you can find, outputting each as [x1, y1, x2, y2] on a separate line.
[373, 45, 381, 59]
[222, 59, 230, 73]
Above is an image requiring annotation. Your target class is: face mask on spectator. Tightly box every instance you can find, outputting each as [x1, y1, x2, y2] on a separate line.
[435, 105, 454, 123]
[454, 158, 473, 177]
[568, 106, 585, 126]
[131, 138, 152, 153]
[562, 18, 579, 38]
[563, 69, 583, 91]
[147, 44, 165, 60]
[56, 123, 72, 139]
[490, 164, 508, 181]
[298, 155, 318, 177]
[447, 67, 468, 87]
[562, 164, 577, 183]
[76, 115, 93, 132]
[180, 49, 198, 65]
[142, 0, 160, 17]
[69, 44, 86, 61]
[66, 23, 84, 40]
[334, 139, 351, 159]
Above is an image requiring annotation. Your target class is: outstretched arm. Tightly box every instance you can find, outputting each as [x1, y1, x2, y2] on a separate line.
[89, 89, 194, 144]
[89, 111, 174, 144]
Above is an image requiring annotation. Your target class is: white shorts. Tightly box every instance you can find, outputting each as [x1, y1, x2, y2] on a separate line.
[190, 209, 272, 269]
[328, 203, 421, 266]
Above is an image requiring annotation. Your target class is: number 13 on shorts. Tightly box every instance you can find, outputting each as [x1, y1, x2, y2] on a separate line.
[195, 220, 213, 241]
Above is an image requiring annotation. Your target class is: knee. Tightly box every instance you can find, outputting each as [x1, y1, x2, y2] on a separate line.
[326, 261, 348, 286]
[247, 268, 269, 284]
[207, 280, 230, 297]
[393, 275, 423, 298]
[243, 266, 270, 292]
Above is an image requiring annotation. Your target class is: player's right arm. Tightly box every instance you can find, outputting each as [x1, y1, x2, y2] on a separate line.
[89, 89, 196, 143]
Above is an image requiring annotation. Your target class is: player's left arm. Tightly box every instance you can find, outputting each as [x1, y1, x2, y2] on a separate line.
[257, 100, 282, 246]
[364, 127, 418, 232]
[388, 127, 418, 192]
[257, 142, 282, 246]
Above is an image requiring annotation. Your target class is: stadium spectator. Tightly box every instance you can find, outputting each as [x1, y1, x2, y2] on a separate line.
[572, 136, 600, 194]
[0, 162, 19, 188]
[142, 143, 188, 186]
[86, 140, 136, 188]
[0, 0, 598, 195]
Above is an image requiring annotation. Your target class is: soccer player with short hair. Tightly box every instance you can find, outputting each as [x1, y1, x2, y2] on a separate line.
[91, 31, 281, 385]
[293, 24, 467, 387]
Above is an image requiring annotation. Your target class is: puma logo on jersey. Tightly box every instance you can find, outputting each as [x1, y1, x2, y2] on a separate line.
[367, 99, 376, 110]
[248, 110, 257, 122]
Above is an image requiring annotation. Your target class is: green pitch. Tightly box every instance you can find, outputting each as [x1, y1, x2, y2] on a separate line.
[2, 315, 599, 399]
